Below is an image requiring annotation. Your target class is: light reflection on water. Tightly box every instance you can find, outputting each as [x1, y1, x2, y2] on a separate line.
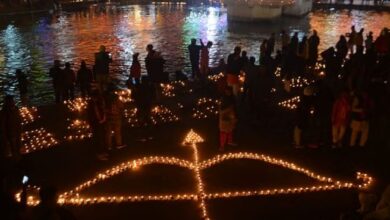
[0, 5, 389, 106]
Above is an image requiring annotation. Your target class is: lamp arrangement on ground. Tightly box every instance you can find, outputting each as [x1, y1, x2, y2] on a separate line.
[19, 106, 39, 126]
[278, 96, 301, 110]
[21, 128, 58, 154]
[64, 119, 93, 141]
[192, 98, 220, 119]
[15, 130, 373, 220]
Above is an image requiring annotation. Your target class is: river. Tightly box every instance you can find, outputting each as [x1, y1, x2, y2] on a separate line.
[0, 4, 389, 105]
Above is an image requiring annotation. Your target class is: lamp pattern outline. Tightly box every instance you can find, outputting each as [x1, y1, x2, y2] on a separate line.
[17, 130, 373, 220]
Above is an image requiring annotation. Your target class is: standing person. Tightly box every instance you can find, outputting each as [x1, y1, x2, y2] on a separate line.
[331, 92, 351, 148]
[356, 28, 365, 52]
[375, 28, 389, 55]
[63, 62, 76, 100]
[347, 25, 357, 54]
[308, 30, 320, 66]
[281, 30, 290, 53]
[267, 33, 276, 57]
[211, 58, 227, 75]
[0, 95, 22, 160]
[87, 90, 107, 160]
[240, 51, 249, 67]
[253, 63, 273, 124]
[145, 44, 164, 100]
[129, 53, 141, 85]
[241, 57, 257, 105]
[133, 76, 155, 141]
[188, 39, 202, 78]
[365, 31, 374, 52]
[77, 60, 93, 97]
[145, 44, 157, 80]
[293, 87, 315, 148]
[133, 76, 154, 127]
[350, 92, 372, 147]
[219, 87, 237, 151]
[227, 46, 242, 96]
[336, 35, 349, 60]
[290, 32, 299, 56]
[299, 35, 310, 70]
[94, 45, 112, 92]
[260, 39, 268, 65]
[104, 86, 125, 150]
[15, 69, 28, 105]
[145, 44, 165, 83]
[49, 60, 65, 103]
[200, 40, 213, 78]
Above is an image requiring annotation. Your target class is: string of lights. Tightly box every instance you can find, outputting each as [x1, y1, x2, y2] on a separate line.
[183, 130, 210, 219]
[16, 130, 373, 220]
[58, 155, 195, 203]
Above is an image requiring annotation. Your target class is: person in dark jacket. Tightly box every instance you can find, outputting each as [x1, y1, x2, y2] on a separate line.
[267, 33, 276, 57]
[293, 87, 316, 148]
[77, 60, 93, 97]
[16, 69, 28, 105]
[49, 60, 65, 103]
[94, 45, 112, 91]
[336, 35, 349, 60]
[129, 53, 141, 85]
[145, 44, 166, 83]
[104, 86, 125, 150]
[0, 95, 22, 160]
[308, 30, 320, 66]
[133, 76, 155, 127]
[241, 57, 257, 105]
[87, 90, 107, 160]
[188, 39, 202, 78]
[63, 62, 76, 100]
[227, 46, 242, 96]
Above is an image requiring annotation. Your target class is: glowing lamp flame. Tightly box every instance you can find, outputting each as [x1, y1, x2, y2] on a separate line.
[182, 130, 204, 145]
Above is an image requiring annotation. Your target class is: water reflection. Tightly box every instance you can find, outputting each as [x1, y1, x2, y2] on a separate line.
[0, 5, 389, 106]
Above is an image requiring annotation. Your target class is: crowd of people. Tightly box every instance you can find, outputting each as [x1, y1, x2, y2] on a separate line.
[3, 25, 390, 157]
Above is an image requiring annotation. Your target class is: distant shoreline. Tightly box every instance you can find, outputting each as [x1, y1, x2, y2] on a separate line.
[1, 0, 390, 17]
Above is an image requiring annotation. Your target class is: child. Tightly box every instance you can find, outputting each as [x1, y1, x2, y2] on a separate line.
[331, 92, 351, 148]
[129, 53, 141, 85]
[219, 87, 237, 151]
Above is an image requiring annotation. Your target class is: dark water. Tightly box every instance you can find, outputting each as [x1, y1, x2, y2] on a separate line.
[1, 4, 389, 105]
